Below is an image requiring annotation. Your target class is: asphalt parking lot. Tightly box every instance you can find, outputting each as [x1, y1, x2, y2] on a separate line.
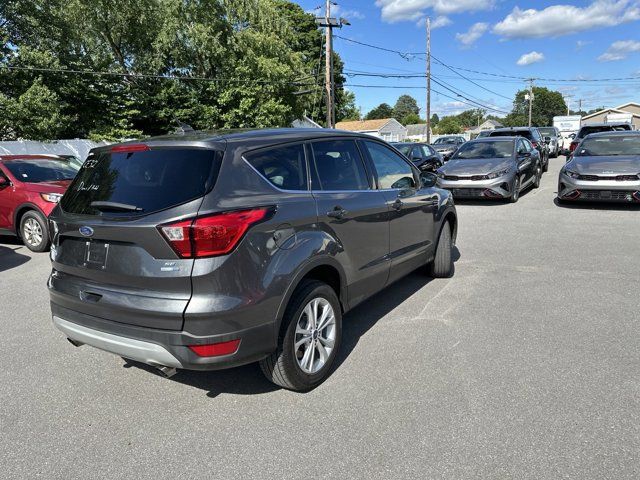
[1, 156, 638, 479]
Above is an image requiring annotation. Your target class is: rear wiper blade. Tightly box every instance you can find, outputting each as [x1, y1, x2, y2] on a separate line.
[90, 201, 143, 212]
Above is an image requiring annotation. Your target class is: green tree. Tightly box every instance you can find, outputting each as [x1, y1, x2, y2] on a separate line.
[366, 103, 393, 120]
[430, 113, 440, 126]
[401, 113, 424, 125]
[393, 95, 420, 121]
[435, 116, 462, 134]
[454, 109, 486, 128]
[1, 0, 352, 139]
[505, 87, 567, 127]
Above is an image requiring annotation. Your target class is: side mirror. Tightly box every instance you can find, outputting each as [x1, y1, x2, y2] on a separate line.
[420, 172, 437, 188]
[568, 133, 576, 139]
[543, 136, 551, 143]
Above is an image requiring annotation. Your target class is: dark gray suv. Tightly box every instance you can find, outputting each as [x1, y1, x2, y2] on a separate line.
[48, 129, 457, 391]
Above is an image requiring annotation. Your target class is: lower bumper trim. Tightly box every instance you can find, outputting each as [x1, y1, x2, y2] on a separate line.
[53, 316, 183, 368]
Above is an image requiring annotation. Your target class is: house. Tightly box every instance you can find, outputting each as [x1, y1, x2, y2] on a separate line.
[467, 119, 503, 137]
[405, 123, 432, 142]
[291, 115, 323, 129]
[335, 118, 407, 142]
[581, 102, 640, 128]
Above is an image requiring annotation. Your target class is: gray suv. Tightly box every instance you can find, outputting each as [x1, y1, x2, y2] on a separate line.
[48, 129, 457, 391]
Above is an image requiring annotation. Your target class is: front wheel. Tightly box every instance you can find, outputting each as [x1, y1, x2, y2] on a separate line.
[509, 175, 521, 203]
[260, 280, 342, 391]
[20, 210, 50, 252]
[427, 222, 454, 278]
[533, 163, 542, 189]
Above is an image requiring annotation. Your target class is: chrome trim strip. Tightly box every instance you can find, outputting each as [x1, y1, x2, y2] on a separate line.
[53, 316, 183, 368]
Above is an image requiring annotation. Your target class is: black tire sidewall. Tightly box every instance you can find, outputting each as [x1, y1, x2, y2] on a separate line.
[20, 210, 49, 252]
[281, 282, 342, 390]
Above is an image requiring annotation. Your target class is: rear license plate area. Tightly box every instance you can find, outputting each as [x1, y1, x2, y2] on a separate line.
[84, 241, 109, 269]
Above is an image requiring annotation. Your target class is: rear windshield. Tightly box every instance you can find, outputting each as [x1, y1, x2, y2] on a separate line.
[576, 136, 640, 156]
[452, 140, 514, 160]
[538, 128, 556, 136]
[434, 137, 458, 144]
[490, 131, 532, 140]
[61, 148, 220, 216]
[4, 159, 79, 183]
[578, 125, 631, 138]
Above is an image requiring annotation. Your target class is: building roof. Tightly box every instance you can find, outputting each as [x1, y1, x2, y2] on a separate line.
[582, 103, 640, 121]
[405, 123, 429, 136]
[335, 118, 394, 132]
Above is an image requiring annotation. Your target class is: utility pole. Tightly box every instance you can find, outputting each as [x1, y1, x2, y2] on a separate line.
[563, 94, 573, 115]
[325, 0, 333, 128]
[527, 78, 534, 127]
[578, 98, 583, 114]
[426, 17, 431, 143]
[316, 2, 348, 128]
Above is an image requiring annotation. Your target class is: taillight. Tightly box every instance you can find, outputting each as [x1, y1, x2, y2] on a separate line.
[569, 142, 578, 152]
[158, 208, 271, 258]
[531, 141, 538, 149]
[188, 339, 241, 357]
[110, 143, 150, 153]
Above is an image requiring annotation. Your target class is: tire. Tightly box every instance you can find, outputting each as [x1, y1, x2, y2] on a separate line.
[260, 280, 342, 391]
[427, 222, 454, 278]
[20, 210, 50, 252]
[509, 175, 521, 203]
[543, 154, 549, 172]
[533, 163, 542, 189]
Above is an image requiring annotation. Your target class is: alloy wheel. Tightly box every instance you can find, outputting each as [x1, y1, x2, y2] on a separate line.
[294, 297, 336, 374]
[23, 218, 43, 247]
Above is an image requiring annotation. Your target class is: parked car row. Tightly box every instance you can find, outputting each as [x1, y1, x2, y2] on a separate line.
[2, 126, 638, 392]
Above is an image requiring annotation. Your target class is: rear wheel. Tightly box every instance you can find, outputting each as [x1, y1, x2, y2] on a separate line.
[427, 222, 454, 278]
[20, 210, 49, 252]
[260, 280, 342, 391]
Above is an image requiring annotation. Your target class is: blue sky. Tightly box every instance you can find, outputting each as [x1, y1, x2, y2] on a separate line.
[294, 0, 640, 119]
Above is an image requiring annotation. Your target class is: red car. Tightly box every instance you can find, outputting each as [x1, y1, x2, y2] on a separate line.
[0, 155, 79, 252]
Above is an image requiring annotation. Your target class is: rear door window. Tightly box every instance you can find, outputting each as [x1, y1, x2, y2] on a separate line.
[245, 143, 307, 191]
[310, 140, 370, 191]
[363, 141, 416, 190]
[61, 148, 220, 216]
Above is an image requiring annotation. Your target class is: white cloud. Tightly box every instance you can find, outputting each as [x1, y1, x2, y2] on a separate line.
[331, 5, 365, 20]
[516, 51, 545, 66]
[455, 22, 489, 47]
[376, 0, 494, 23]
[576, 40, 591, 50]
[493, 0, 640, 39]
[432, 16, 452, 28]
[598, 40, 640, 61]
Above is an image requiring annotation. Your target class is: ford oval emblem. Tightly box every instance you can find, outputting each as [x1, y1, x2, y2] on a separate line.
[79, 226, 94, 237]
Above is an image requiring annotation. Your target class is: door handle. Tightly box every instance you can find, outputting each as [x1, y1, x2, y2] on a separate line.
[327, 206, 347, 219]
[392, 199, 403, 211]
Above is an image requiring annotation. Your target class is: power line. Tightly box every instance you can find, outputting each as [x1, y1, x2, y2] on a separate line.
[334, 35, 640, 83]
[0, 65, 314, 86]
[430, 54, 512, 100]
[429, 77, 510, 114]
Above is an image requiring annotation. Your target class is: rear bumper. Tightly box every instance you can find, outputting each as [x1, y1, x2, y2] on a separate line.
[51, 303, 276, 371]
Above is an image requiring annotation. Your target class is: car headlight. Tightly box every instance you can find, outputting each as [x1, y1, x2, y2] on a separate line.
[436, 170, 445, 179]
[40, 193, 63, 203]
[563, 170, 580, 179]
[486, 168, 510, 180]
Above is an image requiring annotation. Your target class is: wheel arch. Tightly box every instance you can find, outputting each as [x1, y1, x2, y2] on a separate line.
[13, 202, 47, 238]
[273, 257, 348, 336]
